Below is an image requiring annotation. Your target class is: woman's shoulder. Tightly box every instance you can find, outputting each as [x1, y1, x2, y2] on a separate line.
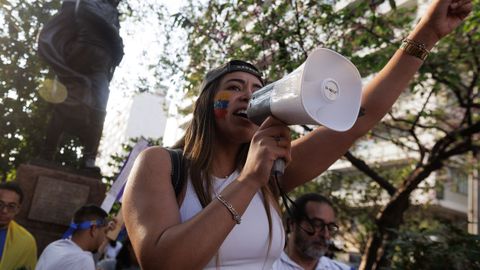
[127, 146, 180, 198]
[141, 145, 170, 156]
[137, 146, 171, 165]
[129, 146, 174, 180]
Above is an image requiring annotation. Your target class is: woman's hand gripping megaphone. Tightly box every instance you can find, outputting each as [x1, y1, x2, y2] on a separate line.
[242, 116, 291, 186]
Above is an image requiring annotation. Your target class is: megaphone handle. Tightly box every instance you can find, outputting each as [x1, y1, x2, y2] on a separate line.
[273, 159, 286, 176]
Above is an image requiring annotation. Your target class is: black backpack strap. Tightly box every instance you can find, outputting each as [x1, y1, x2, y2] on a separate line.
[166, 148, 185, 197]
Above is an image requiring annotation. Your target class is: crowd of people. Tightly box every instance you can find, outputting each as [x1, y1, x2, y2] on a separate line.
[5, 182, 358, 270]
[1, 182, 140, 270]
[3, 0, 473, 269]
[3, 182, 352, 270]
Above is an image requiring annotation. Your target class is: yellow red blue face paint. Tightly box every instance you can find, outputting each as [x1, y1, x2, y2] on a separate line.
[213, 91, 231, 118]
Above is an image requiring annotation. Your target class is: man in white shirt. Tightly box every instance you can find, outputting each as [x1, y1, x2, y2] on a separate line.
[273, 193, 354, 270]
[36, 204, 113, 270]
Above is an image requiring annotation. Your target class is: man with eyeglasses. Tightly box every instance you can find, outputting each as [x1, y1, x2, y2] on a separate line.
[273, 193, 354, 270]
[0, 181, 37, 270]
[36, 204, 115, 270]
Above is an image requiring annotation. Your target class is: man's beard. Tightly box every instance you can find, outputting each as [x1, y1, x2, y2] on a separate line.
[294, 226, 328, 260]
[303, 245, 325, 259]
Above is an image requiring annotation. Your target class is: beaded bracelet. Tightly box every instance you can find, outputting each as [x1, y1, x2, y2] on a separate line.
[216, 194, 241, 224]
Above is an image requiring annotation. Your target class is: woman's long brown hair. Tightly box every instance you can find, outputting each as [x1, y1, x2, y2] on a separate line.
[172, 75, 281, 262]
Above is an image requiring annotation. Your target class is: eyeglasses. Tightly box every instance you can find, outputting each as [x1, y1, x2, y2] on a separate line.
[272, 173, 339, 236]
[0, 201, 19, 213]
[299, 218, 339, 236]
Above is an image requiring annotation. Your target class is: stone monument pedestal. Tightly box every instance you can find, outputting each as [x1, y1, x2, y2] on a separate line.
[15, 163, 106, 253]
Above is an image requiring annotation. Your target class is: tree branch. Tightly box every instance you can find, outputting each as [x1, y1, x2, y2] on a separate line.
[430, 121, 480, 162]
[371, 130, 419, 153]
[344, 151, 397, 195]
[408, 88, 435, 161]
[386, 113, 449, 134]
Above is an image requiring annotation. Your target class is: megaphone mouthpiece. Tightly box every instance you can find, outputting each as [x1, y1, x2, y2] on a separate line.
[247, 84, 275, 125]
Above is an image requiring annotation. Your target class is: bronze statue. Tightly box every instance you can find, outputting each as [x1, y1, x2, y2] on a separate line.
[38, 0, 124, 171]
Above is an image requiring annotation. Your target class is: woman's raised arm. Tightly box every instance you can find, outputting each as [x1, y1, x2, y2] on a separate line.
[282, 0, 473, 191]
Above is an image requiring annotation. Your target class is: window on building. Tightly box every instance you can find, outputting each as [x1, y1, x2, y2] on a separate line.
[448, 167, 468, 195]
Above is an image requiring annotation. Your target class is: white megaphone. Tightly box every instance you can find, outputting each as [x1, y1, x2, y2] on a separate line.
[247, 47, 362, 174]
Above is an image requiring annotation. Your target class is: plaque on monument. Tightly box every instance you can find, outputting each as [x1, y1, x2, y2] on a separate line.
[16, 164, 106, 252]
[28, 176, 90, 225]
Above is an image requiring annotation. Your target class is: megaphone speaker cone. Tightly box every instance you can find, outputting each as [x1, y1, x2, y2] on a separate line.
[307, 48, 362, 131]
[247, 47, 362, 131]
[270, 47, 362, 131]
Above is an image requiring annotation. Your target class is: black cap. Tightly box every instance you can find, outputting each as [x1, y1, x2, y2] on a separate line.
[203, 60, 264, 90]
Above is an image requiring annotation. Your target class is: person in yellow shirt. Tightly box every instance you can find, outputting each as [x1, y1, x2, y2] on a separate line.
[0, 182, 37, 270]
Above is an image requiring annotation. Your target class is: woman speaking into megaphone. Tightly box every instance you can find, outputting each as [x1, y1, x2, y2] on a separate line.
[123, 0, 472, 269]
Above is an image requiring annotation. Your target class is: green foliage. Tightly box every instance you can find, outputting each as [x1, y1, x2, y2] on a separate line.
[387, 223, 480, 270]
[163, 1, 415, 97]
[0, 0, 63, 180]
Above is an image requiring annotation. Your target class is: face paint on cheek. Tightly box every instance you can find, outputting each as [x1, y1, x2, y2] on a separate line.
[213, 91, 231, 119]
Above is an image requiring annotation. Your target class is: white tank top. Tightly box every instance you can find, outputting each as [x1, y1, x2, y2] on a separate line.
[180, 171, 285, 270]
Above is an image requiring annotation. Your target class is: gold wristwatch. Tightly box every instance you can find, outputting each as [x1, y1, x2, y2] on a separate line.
[400, 39, 429, 61]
